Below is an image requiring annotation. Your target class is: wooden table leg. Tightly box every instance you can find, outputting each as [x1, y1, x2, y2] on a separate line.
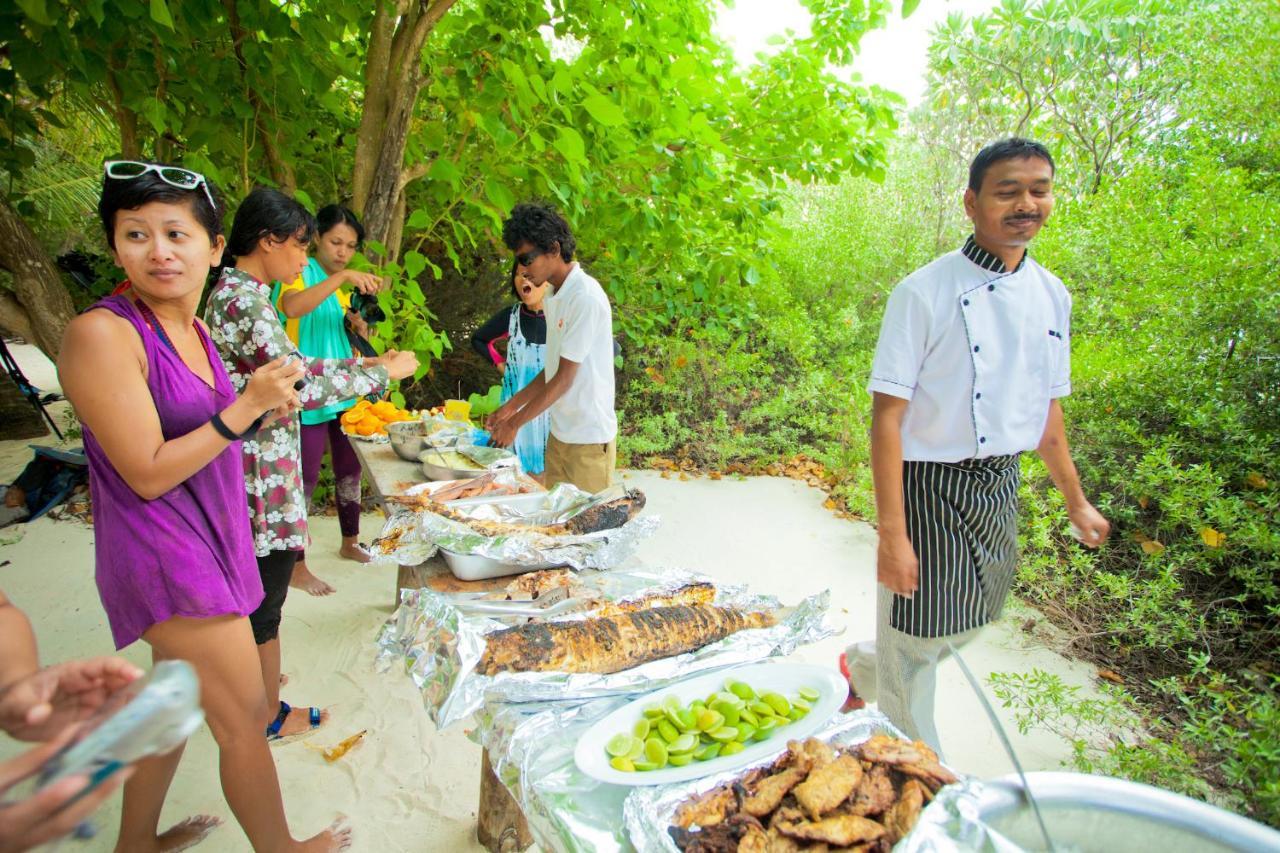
[477, 748, 533, 852]
[394, 561, 438, 608]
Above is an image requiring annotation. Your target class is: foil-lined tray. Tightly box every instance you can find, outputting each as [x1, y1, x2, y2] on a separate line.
[625, 709, 970, 852]
[470, 703, 956, 853]
[376, 567, 834, 728]
[369, 482, 659, 569]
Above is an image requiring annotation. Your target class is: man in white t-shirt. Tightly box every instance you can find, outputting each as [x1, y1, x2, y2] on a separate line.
[488, 203, 617, 492]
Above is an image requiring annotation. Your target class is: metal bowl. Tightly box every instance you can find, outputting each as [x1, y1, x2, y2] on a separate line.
[418, 446, 514, 481]
[385, 420, 428, 461]
[976, 771, 1280, 851]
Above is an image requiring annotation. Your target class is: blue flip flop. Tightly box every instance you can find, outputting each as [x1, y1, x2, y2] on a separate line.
[266, 700, 323, 742]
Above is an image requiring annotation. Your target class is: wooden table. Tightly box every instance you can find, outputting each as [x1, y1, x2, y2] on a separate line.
[351, 438, 534, 852]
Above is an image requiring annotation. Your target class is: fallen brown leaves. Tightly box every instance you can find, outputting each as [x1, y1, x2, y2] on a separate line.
[640, 453, 863, 521]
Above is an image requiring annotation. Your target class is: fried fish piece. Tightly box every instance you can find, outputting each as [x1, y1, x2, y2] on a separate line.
[883, 778, 927, 843]
[849, 763, 896, 817]
[897, 760, 958, 791]
[912, 740, 940, 763]
[793, 754, 864, 820]
[675, 786, 738, 829]
[478, 605, 777, 675]
[856, 734, 957, 791]
[763, 827, 804, 853]
[774, 813, 887, 847]
[793, 737, 837, 769]
[669, 823, 740, 852]
[743, 765, 810, 817]
[737, 824, 770, 853]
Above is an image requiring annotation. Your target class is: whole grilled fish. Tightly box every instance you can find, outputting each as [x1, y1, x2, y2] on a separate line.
[420, 489, 646, 537]
[477, 605, 777, 675]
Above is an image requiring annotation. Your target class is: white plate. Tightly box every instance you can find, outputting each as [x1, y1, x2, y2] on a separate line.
[574, 661, 847, 786]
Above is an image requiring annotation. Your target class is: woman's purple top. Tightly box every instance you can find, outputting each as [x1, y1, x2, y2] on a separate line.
[81, 295, 263, 649]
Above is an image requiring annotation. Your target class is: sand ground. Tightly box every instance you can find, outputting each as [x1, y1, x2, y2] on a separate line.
[0, 342, 1109, 851]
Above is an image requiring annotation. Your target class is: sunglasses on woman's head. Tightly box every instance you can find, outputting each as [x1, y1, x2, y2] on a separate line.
[104, 160, 217, 211]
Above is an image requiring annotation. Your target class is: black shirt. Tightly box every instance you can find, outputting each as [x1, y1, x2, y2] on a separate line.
[470, 304, 546, 365]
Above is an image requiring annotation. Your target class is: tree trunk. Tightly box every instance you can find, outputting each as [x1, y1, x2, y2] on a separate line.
[352, 0, 459, 259]
[0, 290, 37, 343]
[0, 198, 76, 361]
[362, 80, 419, 259]
[224, 0, 297, 192]
[106, 65, 141, 159]
[351, 1, 401, 215]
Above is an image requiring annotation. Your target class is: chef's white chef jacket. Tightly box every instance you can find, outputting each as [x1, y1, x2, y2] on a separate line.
[867, 236, 1072, 462]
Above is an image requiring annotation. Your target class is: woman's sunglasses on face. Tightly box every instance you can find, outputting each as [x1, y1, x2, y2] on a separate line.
[104, 160, 218, 211]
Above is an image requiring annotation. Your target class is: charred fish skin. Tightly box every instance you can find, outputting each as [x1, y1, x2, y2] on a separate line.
[565, 489, 647, 534]
[478, 605, 777, 675]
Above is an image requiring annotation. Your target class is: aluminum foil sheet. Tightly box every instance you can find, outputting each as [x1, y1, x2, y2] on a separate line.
[370, 482, 658, 569]
[376, 567, 834, 728]
[897, 774, 993, 853]
[626, 709, 970, 853]
[419, 414, 479, 448]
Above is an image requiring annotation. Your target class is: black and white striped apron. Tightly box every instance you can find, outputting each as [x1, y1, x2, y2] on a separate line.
[892, 454, 1021, 638]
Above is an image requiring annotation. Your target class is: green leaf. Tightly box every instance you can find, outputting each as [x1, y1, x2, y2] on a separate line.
[743, 266, 760, 285]
[406, 208, 431, 229]
[484, 176, 516, 213]
[553, 127, 587, 164]
[427, 159, 462, 189]
[669, 55, 698, 80]
[582, 94, 626, 127]
[138, 98, 167, 134]
[467, 384, 503, 417]
[150, 0, 175, 29]
[15, 0, 54, 26]
[903, 0, 921, 18]
[403, 251, 427, 280]
[293, 188, 314, 211]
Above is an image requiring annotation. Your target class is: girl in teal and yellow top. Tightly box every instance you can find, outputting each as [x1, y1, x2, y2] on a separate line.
[271, 205, 382, 596]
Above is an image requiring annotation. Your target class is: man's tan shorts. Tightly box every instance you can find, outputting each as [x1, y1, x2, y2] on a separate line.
[543, 434, 615, 494]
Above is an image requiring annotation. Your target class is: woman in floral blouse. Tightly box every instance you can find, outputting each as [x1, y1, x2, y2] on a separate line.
[206, 188, 417, 741]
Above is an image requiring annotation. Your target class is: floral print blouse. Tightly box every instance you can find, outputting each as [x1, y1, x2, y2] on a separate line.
[205, 266, 389, 556]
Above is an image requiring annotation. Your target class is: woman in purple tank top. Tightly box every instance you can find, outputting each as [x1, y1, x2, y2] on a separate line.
[58, 163, 352, 852]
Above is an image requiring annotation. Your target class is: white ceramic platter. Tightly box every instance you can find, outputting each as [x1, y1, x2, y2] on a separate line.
[574, 661, 847, 786]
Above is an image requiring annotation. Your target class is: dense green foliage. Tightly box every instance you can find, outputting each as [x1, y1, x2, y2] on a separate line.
[622, 0, 1280, 825]
[1, 0, 901, 385]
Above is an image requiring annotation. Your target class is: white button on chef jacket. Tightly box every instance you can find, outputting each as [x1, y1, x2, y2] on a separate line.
[867, 247, 1072, 463]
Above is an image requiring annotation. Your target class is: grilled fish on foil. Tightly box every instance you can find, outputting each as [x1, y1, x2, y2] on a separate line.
[477, 605, 777, 676]
[417, 489, 646, 537]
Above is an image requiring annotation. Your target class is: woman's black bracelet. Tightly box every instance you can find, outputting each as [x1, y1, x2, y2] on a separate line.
[211, 412, 263, 441]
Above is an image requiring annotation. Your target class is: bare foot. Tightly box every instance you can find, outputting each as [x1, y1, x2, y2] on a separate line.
[297, 819, 353, 852]
[113, 815, 223, 853]
[270, 703, 331, 739]
[338, 542, 372, 564]
[290, 562, 336, 596]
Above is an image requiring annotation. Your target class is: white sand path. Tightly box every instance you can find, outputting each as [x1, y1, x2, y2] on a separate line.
[0, 342, 1110, 851]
